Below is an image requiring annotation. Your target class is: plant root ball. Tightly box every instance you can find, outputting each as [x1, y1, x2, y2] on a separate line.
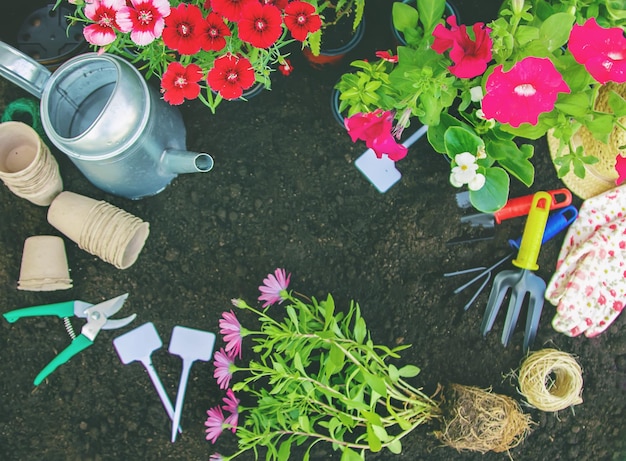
[434, 383, 533, 453]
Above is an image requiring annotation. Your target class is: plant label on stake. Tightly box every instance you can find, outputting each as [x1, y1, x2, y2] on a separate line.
[354, 125, 428, 193]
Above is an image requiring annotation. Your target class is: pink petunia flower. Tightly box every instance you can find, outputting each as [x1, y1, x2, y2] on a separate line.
[219, 310, 243, 358]
[482, 57, 570, 127]
[209, 454, 225, 461]
[213, 347, 236, 389]
[238, 2, 283, 49]
[116, 0, 170, 46]
[283, 1, 322, 42]
[344, 110, 408, 161]
[222, 389, 240, 432]
[83, 0, 126, 46]
[432, 16, 492, 79]
[204, 406, 226, 443]
[207, 53, 256, 100]
[258, 268, 291, 307]
[568, 18, 626, 84]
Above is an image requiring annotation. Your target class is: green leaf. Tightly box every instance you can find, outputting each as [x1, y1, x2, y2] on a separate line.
[417, 0, 446, 35]
[366, 424, 382, 452]
[361, 410, 383, 427]
[340, 447, 364, 461]
[486, 139, 535, 187]
[286, 305, 298, 330]
[608, 89, 626, 117]
[444, 126, 483, 157]
[388, 364, 400, 382]
[584, 114, 614, 143]
[392, 2, 418, 35]
[387, 439, 403, 454]
[397, 364, 421, 378]
[469, 167, 510, 213]
[329, 343, 345, 369]
[538, 13, 575, 51]
[354, 315, 367, 344]
[278, 440, 292, 461]
[426, 113, 467, 154]
[363, 372, 387, 397]
[555, 92, 592, 117]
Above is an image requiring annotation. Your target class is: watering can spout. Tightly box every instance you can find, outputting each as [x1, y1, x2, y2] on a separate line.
[161, 149, 214, 175]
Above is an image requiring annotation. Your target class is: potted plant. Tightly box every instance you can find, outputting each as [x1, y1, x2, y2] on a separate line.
[57, 0, 323, 112]
[335, 0, 626, 212]
[303, 0, 366, 66]
[205, 269, 532, 460]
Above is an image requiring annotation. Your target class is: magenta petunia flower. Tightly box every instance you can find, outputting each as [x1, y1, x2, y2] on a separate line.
[83, 0, 126, 46]
[432, 15, 492, 79]
[284, 1, 322, 42]
[482, 57, 570, 127]
[344, 110, 408, 161]
[213, 347, 236, 389]
[616, 154, 626, 185]
[204, 406, 226, 443]
[116, 0, 170, 45]
[568, 18, 626, 84]
[160, 62, 203, 105]
[162, 3, 205, 55]
[219, 310, 243, 358]
[238, 2, 283, 49]
[209, 454, 224, 461]
[375, 50, 398, 63]
[207, 54, 256, 100]
[258, 268, 291, 307]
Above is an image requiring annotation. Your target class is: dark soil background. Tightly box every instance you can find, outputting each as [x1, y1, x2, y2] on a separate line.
[1, 1, 625, 460]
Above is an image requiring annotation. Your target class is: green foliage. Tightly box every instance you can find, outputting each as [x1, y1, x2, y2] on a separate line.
[218, 289, 438, 460]
[336, 0, 626, 213]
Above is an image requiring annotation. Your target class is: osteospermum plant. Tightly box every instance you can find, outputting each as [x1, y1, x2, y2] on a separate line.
[205, 268, 440, 460]
[58, 0, 322, 111]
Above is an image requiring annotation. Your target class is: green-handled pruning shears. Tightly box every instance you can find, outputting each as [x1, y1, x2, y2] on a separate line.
[3, 293, 136, 386]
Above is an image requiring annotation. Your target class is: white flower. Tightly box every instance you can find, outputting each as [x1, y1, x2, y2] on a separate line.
[449, 152, 485, 191]
[470, 86, 484, 102]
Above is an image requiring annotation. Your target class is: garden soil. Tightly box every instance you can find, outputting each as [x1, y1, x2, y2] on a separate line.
[0, 1, 625, 460]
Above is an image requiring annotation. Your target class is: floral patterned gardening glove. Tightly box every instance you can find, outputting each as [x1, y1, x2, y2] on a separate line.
[545, 185, 626, 337]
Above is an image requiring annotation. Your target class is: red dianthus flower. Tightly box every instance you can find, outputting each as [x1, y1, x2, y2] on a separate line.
[237, 2, 283, 49]
[161, 62, 203, 105]
[162, 3, 205, 55]
[284, 1, 321, 41]
[207, 54, 256, 100]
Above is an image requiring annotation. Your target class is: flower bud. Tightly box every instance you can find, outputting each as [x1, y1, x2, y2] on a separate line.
[511, 0, 524, 14]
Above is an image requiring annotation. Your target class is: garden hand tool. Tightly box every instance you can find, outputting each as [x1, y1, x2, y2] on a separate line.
[546, 185, 626, 338]
[3, 293, 135, 385]
[169, 326, 216, 443]
[456, 188, 572, 228]
[113, 322, 181, 434]
[481, 192, 551, 352]
[446, 205, 578, 311]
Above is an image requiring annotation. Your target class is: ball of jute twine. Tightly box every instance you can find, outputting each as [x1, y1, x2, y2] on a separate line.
[518, 349, 583, 412]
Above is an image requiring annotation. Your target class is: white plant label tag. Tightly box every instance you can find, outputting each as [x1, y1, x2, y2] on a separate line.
[355, 149, 402, 193]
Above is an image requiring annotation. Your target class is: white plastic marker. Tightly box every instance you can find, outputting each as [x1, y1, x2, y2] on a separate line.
[169, 326, 216, 443]
[355, 124, 428, 193]
[113, 322, 182, 434]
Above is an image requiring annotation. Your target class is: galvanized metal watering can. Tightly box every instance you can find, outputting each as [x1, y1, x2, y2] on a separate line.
[0, 42, 213, 199]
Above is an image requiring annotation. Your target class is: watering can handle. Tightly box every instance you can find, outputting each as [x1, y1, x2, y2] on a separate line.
[512, 191, 551, 271]
[0, 41, 51, 98]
